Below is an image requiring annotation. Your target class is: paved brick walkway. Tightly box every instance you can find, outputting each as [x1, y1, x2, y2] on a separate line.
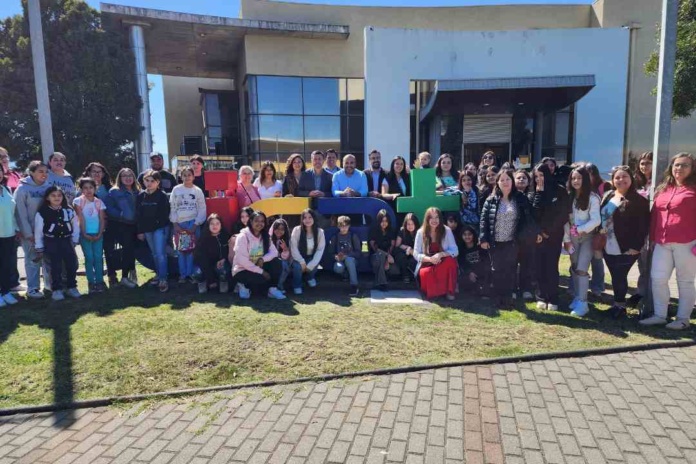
[2, 345, 696, 463]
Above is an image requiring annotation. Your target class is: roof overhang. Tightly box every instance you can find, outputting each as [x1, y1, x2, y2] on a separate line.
[100, 3, 350, 79]
[420, 75, 595, 120]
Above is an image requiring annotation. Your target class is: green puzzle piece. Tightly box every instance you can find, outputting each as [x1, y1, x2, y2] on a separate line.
[397, 169, 460, 222]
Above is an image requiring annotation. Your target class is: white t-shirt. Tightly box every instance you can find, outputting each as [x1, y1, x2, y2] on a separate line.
[73, 196, 105, 235]
[253, 179, 282, 200]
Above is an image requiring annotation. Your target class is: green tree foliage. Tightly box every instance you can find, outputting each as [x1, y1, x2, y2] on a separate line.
[646, 0, 696, 119]
[0, 0, 141, 174]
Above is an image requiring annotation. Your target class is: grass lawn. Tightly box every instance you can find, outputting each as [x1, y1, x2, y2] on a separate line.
[0, 256, 693, 409]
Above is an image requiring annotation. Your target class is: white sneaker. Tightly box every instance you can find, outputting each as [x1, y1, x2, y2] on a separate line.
[307, 279, 317, 288]
[293, 287, 303, 295]
[547, 304, 559, 311]
[120, 277, 137, 289]
[639, 315, 668, 326]
[11, 284, 27, 293]
[66, 288, 81, 299]
[522, 292, 534, 300]
[219, 281, 229, 294]
[198, 282, 208, 294]
[233, 282, 241, 294]
[2, 293, 19, 305]
[239, 285, 251, 299]
[570, 301, 589, 317]
[511, 292, 517, 299]
[52, 290, 65, 301]
[27, 289, 44, 299]
[268, 287, 286, 299]
[666, 319, 690, 330]
[536, 301, 547, 310]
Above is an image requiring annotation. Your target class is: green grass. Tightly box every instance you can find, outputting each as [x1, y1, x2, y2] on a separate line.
[0, 258, 693, 409]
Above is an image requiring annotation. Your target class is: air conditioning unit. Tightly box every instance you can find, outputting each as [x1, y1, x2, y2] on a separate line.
[181, 136, 203, 155]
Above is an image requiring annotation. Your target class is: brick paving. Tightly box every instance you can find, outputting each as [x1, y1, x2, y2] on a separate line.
[2, 346, 696, 463]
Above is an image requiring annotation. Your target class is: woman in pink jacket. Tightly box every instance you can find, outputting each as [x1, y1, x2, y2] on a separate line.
[640, 153, 696, 330]
[232, 210, 285, 300]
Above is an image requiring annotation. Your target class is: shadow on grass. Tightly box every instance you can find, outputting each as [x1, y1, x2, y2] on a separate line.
[0, 285, 191, 425]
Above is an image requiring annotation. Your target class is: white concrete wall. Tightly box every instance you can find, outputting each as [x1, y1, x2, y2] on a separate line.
[364, 27, 630, 174]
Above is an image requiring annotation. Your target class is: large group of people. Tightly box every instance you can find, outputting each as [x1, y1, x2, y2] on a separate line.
[0, 145, 694, 329]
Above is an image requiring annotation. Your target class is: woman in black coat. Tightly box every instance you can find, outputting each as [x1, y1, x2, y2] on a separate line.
[530, 163, 571, 311]
[479, 169, 540, 307]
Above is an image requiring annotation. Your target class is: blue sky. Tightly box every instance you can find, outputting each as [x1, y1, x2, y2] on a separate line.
[1, 0, 592, 156]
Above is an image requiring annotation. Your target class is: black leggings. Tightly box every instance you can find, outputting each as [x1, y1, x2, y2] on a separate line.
[0, 237, 18, 294]
[535, 233, 563, 305]
[604, 252, 640, 304]
[234, 259, 282, 294]
[491, 241, 518, 298]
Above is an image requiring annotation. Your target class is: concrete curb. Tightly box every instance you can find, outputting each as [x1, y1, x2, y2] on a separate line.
[1, 339, 694, 417]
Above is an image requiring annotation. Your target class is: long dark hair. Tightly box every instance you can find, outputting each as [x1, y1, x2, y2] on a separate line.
[401, 213, 420, 239]
[435, 153, 458, 179]
[371, 209, 393, 238]
[585, 163, 606, 194]
[532, 162, 554, 194]
[567, 165, 592, 211]
[386, 156, 407, 183]
[633, 151, 653, 189]
[514, 169, 532, 194]
[81, 162, 112, 189]
[655, 152, 696, 194]
[234, 206, 255, 234]
[42, 185, 70, 210]
[492, 169, 515, 199]
[248, 210, 270, 253]
[299, 208, 320, 258]
[420, 207, 445, 255]
[270, 218, 289, 249]
[202, 213, 228, 239]
[259, 161, 277, 183]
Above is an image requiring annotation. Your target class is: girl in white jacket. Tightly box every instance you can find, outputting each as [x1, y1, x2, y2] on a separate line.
[290, 208, 326, 295]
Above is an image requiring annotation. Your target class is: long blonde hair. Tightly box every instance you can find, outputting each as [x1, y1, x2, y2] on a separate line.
[420, 207, 445, 255]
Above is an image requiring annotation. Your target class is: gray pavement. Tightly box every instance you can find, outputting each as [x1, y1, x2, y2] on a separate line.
[2, 345, 696, 463]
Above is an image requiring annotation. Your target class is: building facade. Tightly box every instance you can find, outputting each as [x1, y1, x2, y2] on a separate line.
[102, 0, 696, 173]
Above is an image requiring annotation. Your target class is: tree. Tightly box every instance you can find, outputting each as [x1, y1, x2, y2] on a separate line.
[645, 0, 696, 119]
[0, 0, 141, 174]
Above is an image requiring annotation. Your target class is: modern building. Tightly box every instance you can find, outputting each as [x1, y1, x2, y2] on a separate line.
[101, 0, 696, 173]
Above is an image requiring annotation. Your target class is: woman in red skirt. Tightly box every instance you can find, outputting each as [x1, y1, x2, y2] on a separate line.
[413, 207, 459, 300]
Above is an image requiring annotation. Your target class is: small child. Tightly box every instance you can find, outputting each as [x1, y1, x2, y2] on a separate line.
[136, 170, 171, 292]
[457, 225, 490, 296]
[34, 186, 81, 301]
[73, 178, 106, 294]
[270, 218, 292, 293]
[170, 166, 207, 284]
[194, 213, 231, 294]
[328, 215, 362, 296]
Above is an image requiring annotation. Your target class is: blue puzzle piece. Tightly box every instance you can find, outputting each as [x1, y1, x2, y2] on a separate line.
[316, 197, 397, 225]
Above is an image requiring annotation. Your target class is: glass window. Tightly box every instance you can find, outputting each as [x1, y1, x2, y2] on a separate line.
[347, 79, 364, 115]
[555, 112, 570, 146]
[204, 94, 221, 127]
[258, 115, 304, 153]
[247, 76, 257, 115]
[207, 126, 222, 138]
[346, 116, 364, 152]
[303, 78, 340, 115]
[305, 116, 340, 153]
[248, 116, 260, 153]
[256, 76, 302, 115]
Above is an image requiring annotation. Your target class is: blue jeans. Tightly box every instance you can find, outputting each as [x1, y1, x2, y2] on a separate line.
[21, 238, 50, 292]
[145, 227, 168, 281]
[176, 220, 199, 278]
[80, 235, 104, 284]
[292, 261, 318, 290]
[334, 256, 358, 286]
[278, 260, 291, 289]
[568, 252, 606, 295]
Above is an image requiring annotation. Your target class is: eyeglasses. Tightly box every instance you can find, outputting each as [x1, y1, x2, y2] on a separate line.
[611, 165, 630, 172]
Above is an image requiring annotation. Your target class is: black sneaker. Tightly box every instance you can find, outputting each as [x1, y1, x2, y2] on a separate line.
[608, 305, 627, 319]
[627, 294, 642, 308]
[377, 284, 388, 292]
[349, 286, 359, 296]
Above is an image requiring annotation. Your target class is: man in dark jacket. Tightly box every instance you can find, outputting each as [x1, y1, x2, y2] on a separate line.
[363, 149, 387, 199]
[298, 150, 333, 199]
[137, 152, 178, 194]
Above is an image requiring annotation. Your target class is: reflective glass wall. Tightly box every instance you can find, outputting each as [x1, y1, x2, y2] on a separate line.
[246, 76, 365, 170]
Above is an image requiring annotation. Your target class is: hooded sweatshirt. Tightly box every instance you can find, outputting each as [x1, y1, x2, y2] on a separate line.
[0, 185, 18, 238]
[232, 227, 278, 276]
[13, 176, 51, 239]
[48, 170, 77, 204]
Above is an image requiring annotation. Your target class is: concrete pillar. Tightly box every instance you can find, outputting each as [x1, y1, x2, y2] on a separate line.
[534, 111, 544, 162]
[128, 24, 152, 172]
[27, 0, 54, 162]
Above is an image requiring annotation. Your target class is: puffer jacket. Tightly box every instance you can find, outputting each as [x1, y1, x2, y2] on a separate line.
[479, 190, 535, 246]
